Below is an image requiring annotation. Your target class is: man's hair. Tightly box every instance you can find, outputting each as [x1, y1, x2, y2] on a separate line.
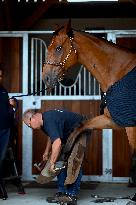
[23, 109, 36, 121]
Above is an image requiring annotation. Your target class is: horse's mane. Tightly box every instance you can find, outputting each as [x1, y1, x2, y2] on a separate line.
[77, 29, 134, 53]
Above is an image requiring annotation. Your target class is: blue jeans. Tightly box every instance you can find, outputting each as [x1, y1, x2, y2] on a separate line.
[57, 167, 82, 196]
[0, 128, 10, 177]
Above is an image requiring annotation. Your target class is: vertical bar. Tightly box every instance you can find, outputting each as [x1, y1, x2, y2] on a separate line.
[74, 84, 76, 95]
[89, 72, 91, 95]
[83, 67, 86, 95]
[78, 71, 81, 95]
[64, 87, 66, 96]
[59, 84, 62, 95]
[22, 33, 33, 180]
[31, 38, 34, 94]
[40, 40, 43, 96]
[54, 86, 57, 96]
[107, 33, 116, 43]
[35, 39, 38, 94]
[94, 77, 96, 96]
[23, 33, 29, 94]
[99, 84, 101, 96]
[69, 87, 71, 95]
[102, 129, 113, 182]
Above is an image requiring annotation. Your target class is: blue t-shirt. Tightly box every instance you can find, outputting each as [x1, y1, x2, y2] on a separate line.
[42, 109, 84, 143]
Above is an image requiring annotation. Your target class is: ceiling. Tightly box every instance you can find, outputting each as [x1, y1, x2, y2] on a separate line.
[0, 0, 136, 31]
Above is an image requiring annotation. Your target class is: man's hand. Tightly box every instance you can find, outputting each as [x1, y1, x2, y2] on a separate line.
[43, 153, 49, 161]
[49, 163, 56, 174]
[9, 97, 18, 112]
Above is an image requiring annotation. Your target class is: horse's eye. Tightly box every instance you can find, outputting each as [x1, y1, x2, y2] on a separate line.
[56, 46, 62, 52]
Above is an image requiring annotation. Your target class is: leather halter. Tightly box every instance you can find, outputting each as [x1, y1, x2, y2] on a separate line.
[45, 36, 77, 79]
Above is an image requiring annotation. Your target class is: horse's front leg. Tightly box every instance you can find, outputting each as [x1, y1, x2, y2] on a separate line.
[75, 114, 120, 137]
[64, 114, 120, 154]
[82, 114, 120, 130]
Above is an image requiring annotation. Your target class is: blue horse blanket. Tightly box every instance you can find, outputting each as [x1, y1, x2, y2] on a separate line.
[106, 66, 136, 127]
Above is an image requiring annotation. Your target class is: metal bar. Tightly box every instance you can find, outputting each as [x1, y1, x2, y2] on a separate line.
[35, 39, 38, 94]
[22, 34, 33, 181]
[88, 72, 91, 95]
[83, 67, 86, 95]
[31, 38, 34, 94]
[102, 129, 113, 182]
[78, 71, 81, 95]
[40, 40, 43, 96]
[64, 87, 66, 96]
[94, 77, 96, 95]
[1, 29, 136, 35]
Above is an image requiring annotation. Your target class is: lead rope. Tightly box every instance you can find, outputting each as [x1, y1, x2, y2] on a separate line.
[9, 87, 52, 112]
[10, 87, 51, 98]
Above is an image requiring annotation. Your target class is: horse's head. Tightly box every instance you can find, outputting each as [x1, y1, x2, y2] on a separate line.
[42, 20, 78, 88]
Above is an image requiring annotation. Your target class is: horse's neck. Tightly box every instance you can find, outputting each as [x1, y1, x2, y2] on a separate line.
[74, 31, 136, 92]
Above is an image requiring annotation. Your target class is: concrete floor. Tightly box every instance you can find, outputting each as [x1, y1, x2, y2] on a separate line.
[1, 181, 136, 205]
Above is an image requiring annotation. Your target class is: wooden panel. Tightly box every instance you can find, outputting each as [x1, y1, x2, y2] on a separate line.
[113, 129, 131, 177]
[0, 37, 22, 92]
[32, 100, 102, 175]
[117, 37, 136, 52]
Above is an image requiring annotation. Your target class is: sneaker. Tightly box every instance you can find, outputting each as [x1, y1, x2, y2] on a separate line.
[0, 180, 8, 200]
[58, 193, 77, 205]
[46, 192, 64, 203]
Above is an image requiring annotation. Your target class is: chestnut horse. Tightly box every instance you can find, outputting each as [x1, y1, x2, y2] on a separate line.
[42, 21, 136, 189]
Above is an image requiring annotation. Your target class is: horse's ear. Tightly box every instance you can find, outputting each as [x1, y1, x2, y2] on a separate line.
[65, 19, 71, 33]
[54, 24, 60, 32]
[65, 19, 73, 38]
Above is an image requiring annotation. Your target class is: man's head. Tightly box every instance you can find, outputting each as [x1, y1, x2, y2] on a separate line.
[23, 109, 43, 129]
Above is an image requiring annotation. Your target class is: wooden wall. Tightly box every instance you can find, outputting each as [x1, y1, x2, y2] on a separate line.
[0, 37, 22, 92]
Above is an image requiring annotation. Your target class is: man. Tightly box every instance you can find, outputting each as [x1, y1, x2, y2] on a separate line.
[0, 67, 17, 199]
[23, 108, 87, 204]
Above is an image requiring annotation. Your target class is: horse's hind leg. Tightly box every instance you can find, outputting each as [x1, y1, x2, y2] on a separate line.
[126, 127, 136, 186]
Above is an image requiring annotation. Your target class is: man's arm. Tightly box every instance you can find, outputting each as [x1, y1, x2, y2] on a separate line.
[43, 136, 52, 161]
[50, 138, 62, 169]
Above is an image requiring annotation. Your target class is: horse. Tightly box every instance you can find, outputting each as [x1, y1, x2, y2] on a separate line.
[42, 20, 136, 200]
